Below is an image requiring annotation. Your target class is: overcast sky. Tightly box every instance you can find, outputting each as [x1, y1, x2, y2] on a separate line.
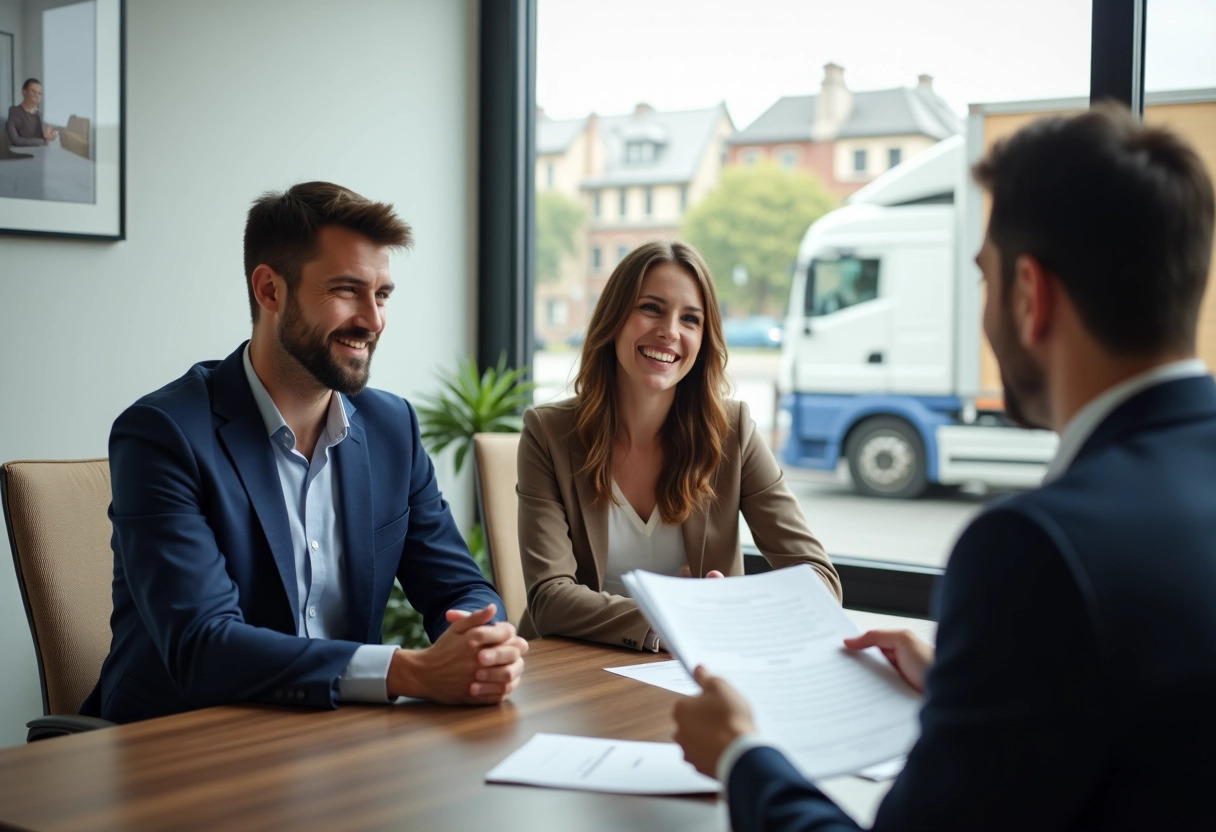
[537, 0, 1216, 128]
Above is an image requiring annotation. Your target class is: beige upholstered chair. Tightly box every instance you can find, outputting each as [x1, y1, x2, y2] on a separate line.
[1, 459, 115, 740]
[59, 115, 91, 159]
[472, 433, 527, 628]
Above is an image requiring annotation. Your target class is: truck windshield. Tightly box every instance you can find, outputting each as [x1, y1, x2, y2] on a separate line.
[806, 257, 880, 316]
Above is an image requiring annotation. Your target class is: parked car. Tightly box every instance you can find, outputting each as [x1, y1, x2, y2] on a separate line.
[722, 315, 783, 348]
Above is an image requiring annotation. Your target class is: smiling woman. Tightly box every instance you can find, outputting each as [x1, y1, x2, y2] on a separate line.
[515, 240, 841, 652]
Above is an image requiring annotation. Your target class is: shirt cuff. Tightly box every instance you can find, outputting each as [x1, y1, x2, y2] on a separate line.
[643, 629, 662, 652]
[716, 734, 773, 786]
[335, 644, 398, 702]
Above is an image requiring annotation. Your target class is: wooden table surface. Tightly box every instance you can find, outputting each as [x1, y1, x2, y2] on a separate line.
[0, 612, 929, 831]
[0, 639, 723, 831]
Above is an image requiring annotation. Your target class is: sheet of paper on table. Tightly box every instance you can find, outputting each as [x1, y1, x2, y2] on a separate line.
[604, 659, 700, 695]
[486, 733, 719, 795]
[623, 565, 923, 781]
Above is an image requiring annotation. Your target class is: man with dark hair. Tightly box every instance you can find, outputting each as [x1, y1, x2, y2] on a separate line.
[6, 78, 58, 146]
[674, 104, 1216, 829]
[83, 182, 527, 723]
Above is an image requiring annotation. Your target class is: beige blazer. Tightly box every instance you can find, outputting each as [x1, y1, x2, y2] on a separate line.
[516, 398, 842, 649]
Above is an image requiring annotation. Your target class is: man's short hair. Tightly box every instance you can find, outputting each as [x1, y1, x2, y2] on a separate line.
[22, 78, 40, 91]
[973, 102, 1214, 358]
[243, 181, 414, 323]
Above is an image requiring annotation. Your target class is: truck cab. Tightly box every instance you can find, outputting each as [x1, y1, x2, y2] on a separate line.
[779, 135, 1057, 497]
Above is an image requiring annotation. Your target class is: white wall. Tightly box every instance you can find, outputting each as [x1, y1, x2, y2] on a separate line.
[0, 0, 479, 748]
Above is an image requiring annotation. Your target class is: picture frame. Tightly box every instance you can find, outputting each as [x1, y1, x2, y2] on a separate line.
[0, 0, 125, 241]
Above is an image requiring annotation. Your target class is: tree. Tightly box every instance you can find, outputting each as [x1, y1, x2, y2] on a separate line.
[681, 163, 837, 316]
[536, 190, 585, 284]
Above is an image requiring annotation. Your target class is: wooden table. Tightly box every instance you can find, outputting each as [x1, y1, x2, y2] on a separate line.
[0, 614, 931, 831]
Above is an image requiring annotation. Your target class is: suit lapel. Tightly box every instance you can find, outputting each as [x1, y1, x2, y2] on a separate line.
[212, 345, 299, 625]
[569, 429, 610, 589]
[333, 401, 376, 643]
[681, 508, 708, 575]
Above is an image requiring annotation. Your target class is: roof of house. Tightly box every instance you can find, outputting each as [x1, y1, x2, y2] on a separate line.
[582, 104, 731, 188]
[536, 115, 587, 155]
[729, 86, 962, 145]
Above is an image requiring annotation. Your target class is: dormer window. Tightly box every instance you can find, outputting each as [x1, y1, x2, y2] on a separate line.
[625, 140, 659, 163]
[619, 122, 667, 164]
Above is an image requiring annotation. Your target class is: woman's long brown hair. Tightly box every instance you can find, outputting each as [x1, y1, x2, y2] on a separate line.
[573, 240, 730, 524]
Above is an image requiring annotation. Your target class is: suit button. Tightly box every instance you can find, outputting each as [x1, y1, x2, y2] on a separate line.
[296, 691, 306, 701]
[274, 690, 284, 699]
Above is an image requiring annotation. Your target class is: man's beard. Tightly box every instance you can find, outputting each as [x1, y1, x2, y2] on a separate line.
[278, 292, 376, 396]
[992, 302, 1049, 430]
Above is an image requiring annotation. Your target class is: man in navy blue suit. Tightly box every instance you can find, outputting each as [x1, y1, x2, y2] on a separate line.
[82, 182, 527, 723]
[673, 104, 1216, 829]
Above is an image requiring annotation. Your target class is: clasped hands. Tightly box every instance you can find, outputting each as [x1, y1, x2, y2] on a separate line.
[673, 628, 934, 777]
[388, 603, 528, 705]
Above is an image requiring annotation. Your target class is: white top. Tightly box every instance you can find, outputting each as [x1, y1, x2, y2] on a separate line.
[601, 480, 686, 597]
[1043, 358, 1209, 483]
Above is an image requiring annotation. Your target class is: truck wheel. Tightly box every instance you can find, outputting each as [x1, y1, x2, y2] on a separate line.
[846, 417, 928, 499]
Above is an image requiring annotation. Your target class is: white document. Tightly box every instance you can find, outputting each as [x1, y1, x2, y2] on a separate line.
[485, 733, 719, 795]
[856, 756, 906, 782]
[604, 660, 700, 696]
[623, 565, 922, 780]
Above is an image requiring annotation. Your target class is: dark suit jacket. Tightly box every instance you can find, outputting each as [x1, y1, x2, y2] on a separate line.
[728, 374, 1216, 831]
[81, 344, 503, 723]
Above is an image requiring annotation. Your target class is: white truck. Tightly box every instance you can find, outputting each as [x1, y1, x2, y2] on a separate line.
[778, 90, 1216, 498]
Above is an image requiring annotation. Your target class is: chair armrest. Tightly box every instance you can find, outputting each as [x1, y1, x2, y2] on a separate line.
[26, 714, 115, 742]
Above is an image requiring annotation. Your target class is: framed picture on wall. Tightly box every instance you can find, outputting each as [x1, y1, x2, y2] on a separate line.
[0, 0, 124, 240]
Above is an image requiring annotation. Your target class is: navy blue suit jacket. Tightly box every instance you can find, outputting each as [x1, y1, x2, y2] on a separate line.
[81, 344, 503, 723]
[729, 375, 1216, 831]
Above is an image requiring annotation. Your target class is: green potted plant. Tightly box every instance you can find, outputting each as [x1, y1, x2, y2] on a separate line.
[381, 355, 535, 647]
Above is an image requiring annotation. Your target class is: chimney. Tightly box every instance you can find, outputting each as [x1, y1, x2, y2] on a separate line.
[584, 112, 601, 177]
[917, 74, 934, 92]
[813, 62, 852, 141]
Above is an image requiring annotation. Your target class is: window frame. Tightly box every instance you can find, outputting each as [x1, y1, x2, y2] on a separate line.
[479, 0, 1148, 618]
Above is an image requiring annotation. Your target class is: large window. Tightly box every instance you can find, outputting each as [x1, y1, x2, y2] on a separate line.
[526, 0, 1098, 580]
[480, 0, 1179, 613]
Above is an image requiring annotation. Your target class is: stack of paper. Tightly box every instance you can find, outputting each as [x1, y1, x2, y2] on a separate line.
[623, 565, 922, 780]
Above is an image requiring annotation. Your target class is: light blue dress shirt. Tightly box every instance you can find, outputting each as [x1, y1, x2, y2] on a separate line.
[243, 347, 397, 701]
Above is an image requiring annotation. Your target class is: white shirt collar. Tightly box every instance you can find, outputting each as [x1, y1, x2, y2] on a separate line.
[1042, 359, 1208, 483]
[241, 344, 349, 445]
